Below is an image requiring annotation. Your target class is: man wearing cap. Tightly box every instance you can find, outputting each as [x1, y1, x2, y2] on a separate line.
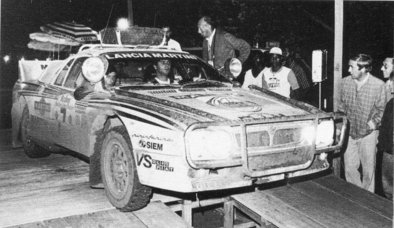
[197, 16, 250, 78]
[263, 47, 300, 98]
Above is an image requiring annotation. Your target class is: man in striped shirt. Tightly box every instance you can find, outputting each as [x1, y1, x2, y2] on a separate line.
[338, 54, 386, 192]
[284, 47, 311, 102]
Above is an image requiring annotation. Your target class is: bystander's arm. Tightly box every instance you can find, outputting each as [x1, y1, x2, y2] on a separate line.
[288, 70, 301, 100]
[336, 79, 346, 114]
[224, 33, 251, 63]
[369, 83, 387, 130]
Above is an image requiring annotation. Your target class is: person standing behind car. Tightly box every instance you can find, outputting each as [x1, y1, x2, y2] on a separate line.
[283, 47, 311, 102]
[378, 57, 394, 199]
[197, 16, 250, 78]
[338, 54, 386, 192]
[263, 47, 300, 99]
[381, 57, 394, 100]
[160, 26, 182, 51]
[242, 51, 268, 89]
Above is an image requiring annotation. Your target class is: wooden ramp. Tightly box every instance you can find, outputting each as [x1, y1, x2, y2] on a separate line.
[9, 201, 189, 228]
[226, 175, 393, 228]
[0, 129, 188, 227]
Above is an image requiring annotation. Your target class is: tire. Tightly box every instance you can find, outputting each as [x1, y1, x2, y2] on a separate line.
[20, 107, 51, 158]
[100, 126, 152, 211]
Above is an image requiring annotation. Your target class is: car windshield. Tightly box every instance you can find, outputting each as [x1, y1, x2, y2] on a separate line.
[102, 52, 230, 89]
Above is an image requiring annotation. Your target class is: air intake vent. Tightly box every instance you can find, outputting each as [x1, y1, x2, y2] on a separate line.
[148, 89, 177, 94]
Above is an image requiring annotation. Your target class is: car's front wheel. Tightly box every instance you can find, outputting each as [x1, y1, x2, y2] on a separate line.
[20, 107, 51, 158]
[100, 126, 152, 211]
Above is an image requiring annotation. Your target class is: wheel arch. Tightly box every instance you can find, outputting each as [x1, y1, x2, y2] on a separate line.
[12, 95, 28, 148]
[88, 113, 129, 187]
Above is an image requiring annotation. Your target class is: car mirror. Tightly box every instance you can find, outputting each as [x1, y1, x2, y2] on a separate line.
[82, 56, 108, 83]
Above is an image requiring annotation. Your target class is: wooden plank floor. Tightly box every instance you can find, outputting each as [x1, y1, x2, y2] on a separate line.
[10, 202, 189, 228]
[231, 175, 393, 228]
[0, 129, 187, 228]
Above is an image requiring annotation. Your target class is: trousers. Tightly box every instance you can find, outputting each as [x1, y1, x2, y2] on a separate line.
[382, 152, 393, 199]
[344, 130, 378, 192]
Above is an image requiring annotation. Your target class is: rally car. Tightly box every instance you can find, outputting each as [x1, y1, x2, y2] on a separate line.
[12, 40, 347, 211]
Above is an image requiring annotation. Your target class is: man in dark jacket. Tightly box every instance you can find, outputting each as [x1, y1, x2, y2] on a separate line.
[197, 16, 250, 78]
[378, 98, 393, 199]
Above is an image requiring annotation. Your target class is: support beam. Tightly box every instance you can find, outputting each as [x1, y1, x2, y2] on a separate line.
[127, 0, 134, 26]
[332, 0, 344, 177]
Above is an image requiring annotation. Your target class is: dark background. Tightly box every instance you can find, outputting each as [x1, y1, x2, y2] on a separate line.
[1, 0, 393, 128]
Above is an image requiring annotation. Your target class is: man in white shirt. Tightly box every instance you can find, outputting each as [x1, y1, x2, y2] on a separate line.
[242, 51, 268, 89]
[160, 26, 182, 51]
[263, 47, 299, 98]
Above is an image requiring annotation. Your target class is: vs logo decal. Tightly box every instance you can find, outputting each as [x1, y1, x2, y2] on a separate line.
[138, 154, 152, 168]
[137, 153, 174, 172]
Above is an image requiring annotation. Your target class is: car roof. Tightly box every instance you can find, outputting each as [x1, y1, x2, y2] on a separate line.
[77, 44, 189, 56]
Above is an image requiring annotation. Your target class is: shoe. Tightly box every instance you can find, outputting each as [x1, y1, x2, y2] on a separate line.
[90, 183, 104, 189]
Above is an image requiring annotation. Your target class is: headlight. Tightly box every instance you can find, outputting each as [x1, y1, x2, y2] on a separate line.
[186, 126, 236, 162]
[316, 119, 334, 148]
[301, 119, 334, 148]
[301, 125, 314, 145]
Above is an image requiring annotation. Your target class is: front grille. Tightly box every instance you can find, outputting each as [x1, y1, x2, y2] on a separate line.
[248, 146, 313, 171]
[235, 120, 315, 173]
[235, 121, 309, 148]
[273, 128, 303, 146]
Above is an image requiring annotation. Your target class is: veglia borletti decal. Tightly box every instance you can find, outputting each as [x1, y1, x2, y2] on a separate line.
[132, 133, 173, 142]
[137, 153, 174, 172]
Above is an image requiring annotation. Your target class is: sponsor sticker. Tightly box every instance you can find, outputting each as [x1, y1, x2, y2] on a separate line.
[104, 52, 197, 60]
[204, 96, 262, 112]
[137, 153, 174, 172]
[170, 93, 215, 100]
[139, 139, 163, 151]
[238, 112, 286, 120]
[55, 93, 76, 109]
[132, 133, 173, 142]
[34, 97, 51, 116]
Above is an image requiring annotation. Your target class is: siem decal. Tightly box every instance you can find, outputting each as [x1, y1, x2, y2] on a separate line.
[137, 153, 174, 172]
[139, 140, 163, 151]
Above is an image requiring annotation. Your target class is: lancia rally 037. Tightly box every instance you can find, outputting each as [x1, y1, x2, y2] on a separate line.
[12, 42, 347, 211]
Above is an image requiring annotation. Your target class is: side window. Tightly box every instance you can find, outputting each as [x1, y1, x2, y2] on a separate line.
[54, 59, 74, 86]
[64, 57, 88, 88]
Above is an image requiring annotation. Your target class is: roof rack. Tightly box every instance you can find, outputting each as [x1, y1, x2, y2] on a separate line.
[78, 44, 181, 53]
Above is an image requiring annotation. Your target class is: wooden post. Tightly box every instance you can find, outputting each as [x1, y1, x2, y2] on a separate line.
[127, 0, 134, 26]
[333, 0, 344, 177]
[223, 200, 234, 228]
[182, 199, 193, 226]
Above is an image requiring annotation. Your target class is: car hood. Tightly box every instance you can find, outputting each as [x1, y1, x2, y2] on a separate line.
[112, 87, 314, 125]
